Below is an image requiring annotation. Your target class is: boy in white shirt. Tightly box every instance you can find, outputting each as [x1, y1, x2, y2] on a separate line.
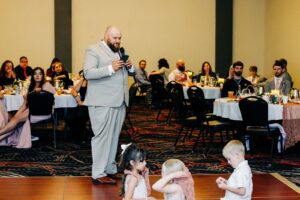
[216, 140, 253, 200]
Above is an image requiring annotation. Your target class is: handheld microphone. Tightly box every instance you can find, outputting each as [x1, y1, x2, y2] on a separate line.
[120, 47, 125, 57]
[119, 47, 129, 62]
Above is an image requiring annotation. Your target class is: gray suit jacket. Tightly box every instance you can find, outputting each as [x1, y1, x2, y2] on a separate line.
[135, 68, 151, 86]
[264, 77, 291, 95]
[83, 41, 134, 107]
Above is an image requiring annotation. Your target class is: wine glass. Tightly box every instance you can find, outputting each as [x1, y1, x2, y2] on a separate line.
[60, 81, 65, 90]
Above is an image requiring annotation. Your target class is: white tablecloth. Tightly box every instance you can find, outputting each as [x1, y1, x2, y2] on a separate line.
[183, 85, 221, 99]
[3, 94, 24, 112]
[4, 94, 77, 111]
[54, 94, 77, 108]
[213, 98, 283, 121]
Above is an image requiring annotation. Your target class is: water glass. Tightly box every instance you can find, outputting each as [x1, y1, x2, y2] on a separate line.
[282, 96, 288, 104]
[59, 81, 65, 90]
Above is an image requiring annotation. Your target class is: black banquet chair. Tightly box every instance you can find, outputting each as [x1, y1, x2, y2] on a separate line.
[185, 86, 233, 152]
[124, 82, 139, 133]
[149, 74, 171, 121]
[166, 81, 187, 125]
[28, 90, 57, 148]
[239, 96, 284, 156]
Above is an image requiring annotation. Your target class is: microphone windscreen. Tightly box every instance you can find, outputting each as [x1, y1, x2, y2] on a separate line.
[120, 47, 125, 55]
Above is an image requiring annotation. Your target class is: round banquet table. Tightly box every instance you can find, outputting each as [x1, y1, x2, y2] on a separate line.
[183, 85, 221, 99]
[213, 97, 283, 121]
[3, 93, 77, 111]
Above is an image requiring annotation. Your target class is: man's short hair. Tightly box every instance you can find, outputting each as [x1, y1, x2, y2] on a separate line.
[279, 58, 287, 67]
[222, 140, 245, 158]
[249, 66, 258, 72]
[139, 60, 146, 65]
[233, 61, 244, 68]
[19, 56, 27, 61]
[273, 60, 284, 69]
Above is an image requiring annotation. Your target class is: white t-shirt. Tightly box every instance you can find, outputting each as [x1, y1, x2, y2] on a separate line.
[168, 69, 190, 83]
[223, 160, 253, 200]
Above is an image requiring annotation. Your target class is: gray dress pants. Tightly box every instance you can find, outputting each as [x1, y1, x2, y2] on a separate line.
[88, 103, 126, 179]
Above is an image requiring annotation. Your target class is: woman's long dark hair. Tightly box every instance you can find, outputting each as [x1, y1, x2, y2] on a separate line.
[28, 67, 45, 93]
[0, 60, 14, 77]
[119, 144, 146, 197]
[201, 61, 213, 75]
[50, 58, 61, 71]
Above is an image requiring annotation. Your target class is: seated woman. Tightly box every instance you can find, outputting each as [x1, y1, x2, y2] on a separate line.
[149, 58, 170, 85]
[225, 65, 234, 80]
[0, 60, 17, 90]
[196, 61, 217, 83]
[246, 65, 267, 86]
[46, 57, 61, 78]
[51, 62, 70, 89]
[66, 70, 89, 142]
[246, 65, 260, 85]
[0, 67, 55, 148]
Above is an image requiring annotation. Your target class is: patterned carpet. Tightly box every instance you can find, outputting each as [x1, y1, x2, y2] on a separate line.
[0, 101, 299, 187]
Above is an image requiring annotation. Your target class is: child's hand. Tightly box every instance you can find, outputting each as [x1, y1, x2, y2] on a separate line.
[216, 177, 227, 190]
[34, 88, 42, 92]
[142, 167, 149, 176]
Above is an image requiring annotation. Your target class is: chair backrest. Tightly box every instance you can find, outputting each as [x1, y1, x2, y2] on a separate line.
[166, 81, 184, 95]
[128, 82, 139, 110]
[187, 86, 207, 122]
[166, 81, 186, 121]
[239, 96, 268, 127]
[28, 90, 54, 116]
[149, 74, 168, 100]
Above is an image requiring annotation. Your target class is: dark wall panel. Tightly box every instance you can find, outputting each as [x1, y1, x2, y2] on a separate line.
[215, 0, 233, 77]
[55, 0, 72, 72]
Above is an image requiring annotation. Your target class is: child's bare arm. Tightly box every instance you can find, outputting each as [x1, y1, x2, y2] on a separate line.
[224, 186, 246, 196]
[152, 171, 186, 193]
[216, 176, 246, 196]
[124, 175, 138, 200]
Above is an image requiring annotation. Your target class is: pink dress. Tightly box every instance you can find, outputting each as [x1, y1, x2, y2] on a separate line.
[0, 82, 56, 148]
[0, 99, 31, 148]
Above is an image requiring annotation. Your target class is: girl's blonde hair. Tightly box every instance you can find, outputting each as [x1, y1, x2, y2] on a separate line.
[222, 140, 245, 158]
[162, 159, 195, 200]
[162, 159, 184, 175]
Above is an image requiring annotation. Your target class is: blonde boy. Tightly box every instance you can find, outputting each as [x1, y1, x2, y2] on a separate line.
[216, 140, 253, 200]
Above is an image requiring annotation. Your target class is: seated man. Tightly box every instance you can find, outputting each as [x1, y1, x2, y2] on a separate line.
[134, 60, 152, 106]
[14, 56, 33, 81]
[264, 60, 291, 96]
[221, 61, 252, 97]
[168, 59, 190, 85]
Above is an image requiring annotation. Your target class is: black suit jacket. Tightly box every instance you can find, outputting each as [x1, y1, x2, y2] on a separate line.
[14, 65, 33, 80]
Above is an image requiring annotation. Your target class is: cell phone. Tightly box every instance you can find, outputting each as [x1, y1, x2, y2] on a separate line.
[121, 55, 129, 62]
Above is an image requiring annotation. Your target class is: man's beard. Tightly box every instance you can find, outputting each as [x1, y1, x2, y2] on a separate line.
[234, 71, 242, 76]
[275, 73, 282, 77]
[107, 41, 120, 53]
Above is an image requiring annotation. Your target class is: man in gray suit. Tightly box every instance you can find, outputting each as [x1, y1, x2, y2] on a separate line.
[83, 26, 135, 184]
[264, 60, 291, 95]
[135, 59, 152, 106]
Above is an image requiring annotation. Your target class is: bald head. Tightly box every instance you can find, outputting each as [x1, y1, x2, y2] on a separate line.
[176, 59, 186, 72]
[104, 26, 122, 52]
[176, 59, 185, 68]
